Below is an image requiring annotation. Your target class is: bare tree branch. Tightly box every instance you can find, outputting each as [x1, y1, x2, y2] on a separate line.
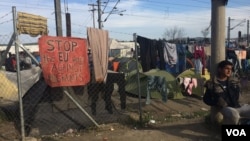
[201, 28, 209, 38]
[163, 26, 185, 42]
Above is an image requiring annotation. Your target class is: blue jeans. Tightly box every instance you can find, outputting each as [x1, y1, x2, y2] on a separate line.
[146, 75, 167, 104]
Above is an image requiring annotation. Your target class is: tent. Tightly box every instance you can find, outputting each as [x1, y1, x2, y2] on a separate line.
[125, 69, 184, 100]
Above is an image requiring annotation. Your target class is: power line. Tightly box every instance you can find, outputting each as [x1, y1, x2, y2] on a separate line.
[0, 11, 12, 21]
[103, 0, 120, 22]
[88, 3, 97, 28]
[102, 0, 110, 13]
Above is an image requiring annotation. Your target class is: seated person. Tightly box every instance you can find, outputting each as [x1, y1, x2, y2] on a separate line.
[203, 60, 250, 125]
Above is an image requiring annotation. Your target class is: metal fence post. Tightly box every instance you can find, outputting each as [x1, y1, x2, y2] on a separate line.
[12, 6, 26, 141]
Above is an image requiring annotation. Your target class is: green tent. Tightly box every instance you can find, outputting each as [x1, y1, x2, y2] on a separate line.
[125, 69, 184, 100]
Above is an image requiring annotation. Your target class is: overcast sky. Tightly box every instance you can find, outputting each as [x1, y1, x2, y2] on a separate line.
[0, 0, 250, 43]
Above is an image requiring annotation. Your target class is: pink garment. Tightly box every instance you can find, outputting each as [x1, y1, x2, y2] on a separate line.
[183, 77, 197, 95]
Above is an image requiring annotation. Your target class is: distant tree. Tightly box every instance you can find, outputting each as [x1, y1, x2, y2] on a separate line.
[201, 28, 209, 39]
[162, 26, 186, 42]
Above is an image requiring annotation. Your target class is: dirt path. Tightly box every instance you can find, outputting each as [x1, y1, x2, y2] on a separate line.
[1, 85, 250, 141]
[42, 119, 221, 141]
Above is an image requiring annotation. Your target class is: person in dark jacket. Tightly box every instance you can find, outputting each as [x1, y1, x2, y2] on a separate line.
[5, 52, 16, 72]
[87, 51, 113, 115]
[203, 60, 250, 125]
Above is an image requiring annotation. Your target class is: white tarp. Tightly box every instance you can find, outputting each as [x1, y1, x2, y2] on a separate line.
[0, 66, 41, 103]
[0, 44, 39, 54]
[109, 39, 135, 57]
[109, 38, 130, 49]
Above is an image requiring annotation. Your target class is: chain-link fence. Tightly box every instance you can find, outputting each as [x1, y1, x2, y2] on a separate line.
[0, 8, 216, 141]
[0, 30, 147, 139]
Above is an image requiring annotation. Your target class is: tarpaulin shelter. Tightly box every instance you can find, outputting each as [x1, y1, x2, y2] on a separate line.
[0, 66, 41, 103]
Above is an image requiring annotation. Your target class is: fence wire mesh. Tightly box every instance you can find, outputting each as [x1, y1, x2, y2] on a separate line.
[0, 32, 150, 138]
[0, 14, 210, 141]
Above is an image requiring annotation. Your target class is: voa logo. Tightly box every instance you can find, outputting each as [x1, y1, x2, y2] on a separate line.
[226, 129, 246, 136]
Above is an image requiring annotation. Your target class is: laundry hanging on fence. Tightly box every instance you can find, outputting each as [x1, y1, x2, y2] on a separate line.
[176, 68, 209, 97]
[145, 75, 167, 105]
[193, 45, 205, 75]
[17, 12, 48, 37]
[87, 27, 109, 83]
[176, 44, 187, 73]
[163, 42, 178, 65]
[181, 77, 198, 95]
[137, 35, 157, 72]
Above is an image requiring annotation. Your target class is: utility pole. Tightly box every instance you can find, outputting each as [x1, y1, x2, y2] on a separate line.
[227, 17, 231, 47]
[211, 0, 226, 78]
[66, 13, 71, 37]
[88, 4, 96, 28]
[97, 0, 102, 29]
[247, 20, 249, 47]
[227, 17, 246, 47]
[54, 0, 63, 36]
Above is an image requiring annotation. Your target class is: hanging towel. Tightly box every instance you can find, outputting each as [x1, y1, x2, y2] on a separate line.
[87, 27, 109, 83]
[163, 42, 178, 65]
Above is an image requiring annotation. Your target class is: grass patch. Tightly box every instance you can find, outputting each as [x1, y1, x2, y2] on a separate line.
[119, 110, 210, 127]
[182, 110, 209, 119]
[120, 111, 153, 128]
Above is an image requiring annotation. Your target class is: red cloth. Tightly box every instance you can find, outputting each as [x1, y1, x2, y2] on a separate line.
[193, 45, 206, 75]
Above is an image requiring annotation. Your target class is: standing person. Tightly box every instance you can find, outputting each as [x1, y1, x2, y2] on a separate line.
[11, 54, 17, 71]
[88, 82, 110, 115]
[106, 57, 126, 110]
[23, 53, 32, 69]
[87, 50, 113, 115]
[5, 52, 16, 72]
[19, 51, 25, 70]
[203, 60, 250, 125]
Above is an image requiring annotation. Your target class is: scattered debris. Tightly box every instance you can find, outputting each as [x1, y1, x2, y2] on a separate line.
[171, 114, 182, 117]
[149, 119, 156, 124]
[201, 107, 209, 111]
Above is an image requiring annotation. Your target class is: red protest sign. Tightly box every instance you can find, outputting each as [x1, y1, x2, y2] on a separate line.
[38, 36, 90, 87]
